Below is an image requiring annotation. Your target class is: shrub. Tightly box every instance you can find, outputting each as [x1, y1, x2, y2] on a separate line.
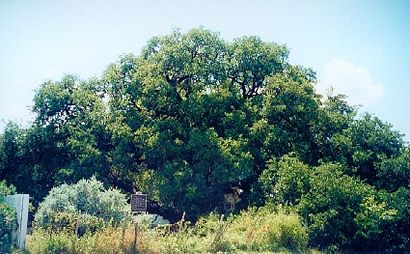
[297, 163, 374, 250]
[260, 155, 311, 205]
[353, 194, 397, 251]
[34, 177, 129, 231]
[261, 155, 410, 252]
[0, 180, 17, 253]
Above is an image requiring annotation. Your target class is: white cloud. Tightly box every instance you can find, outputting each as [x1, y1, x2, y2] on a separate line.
[316, 59, 383, 107]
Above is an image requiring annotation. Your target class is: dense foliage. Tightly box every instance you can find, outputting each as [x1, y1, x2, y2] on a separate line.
[0, 180, 17, 253]
[0, 28, 409, 252]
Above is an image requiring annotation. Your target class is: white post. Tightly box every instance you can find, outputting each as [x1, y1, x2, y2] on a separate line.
[5, 194, 29, 250]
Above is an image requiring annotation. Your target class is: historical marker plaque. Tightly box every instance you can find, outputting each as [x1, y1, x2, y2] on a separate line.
[131, 193, 147, 213]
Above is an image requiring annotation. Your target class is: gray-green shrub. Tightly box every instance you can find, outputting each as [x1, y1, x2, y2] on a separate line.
[34, 177, 129, 231]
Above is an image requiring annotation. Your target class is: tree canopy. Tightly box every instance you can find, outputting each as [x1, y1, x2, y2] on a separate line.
[0, 28, 408, 252]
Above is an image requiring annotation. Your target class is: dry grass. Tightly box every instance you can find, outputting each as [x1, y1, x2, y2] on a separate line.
[26, 207, 313, 254]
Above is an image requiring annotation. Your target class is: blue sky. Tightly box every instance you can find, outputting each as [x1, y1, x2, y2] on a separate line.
[1, 0, 409, 141]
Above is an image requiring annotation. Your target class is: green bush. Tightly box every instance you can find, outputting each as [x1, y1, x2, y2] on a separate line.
[0, 180, 17, 253]
[260, 155, 311, 205]
[353, 194, 397, 251]
[260, 155, 375, 251]
[34, 177, 129, 231]
[260, 154, 410, 252]
[297, 163, 374, 250]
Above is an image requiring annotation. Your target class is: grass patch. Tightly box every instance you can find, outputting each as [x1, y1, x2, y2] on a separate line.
[27, 206, 310, 253]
